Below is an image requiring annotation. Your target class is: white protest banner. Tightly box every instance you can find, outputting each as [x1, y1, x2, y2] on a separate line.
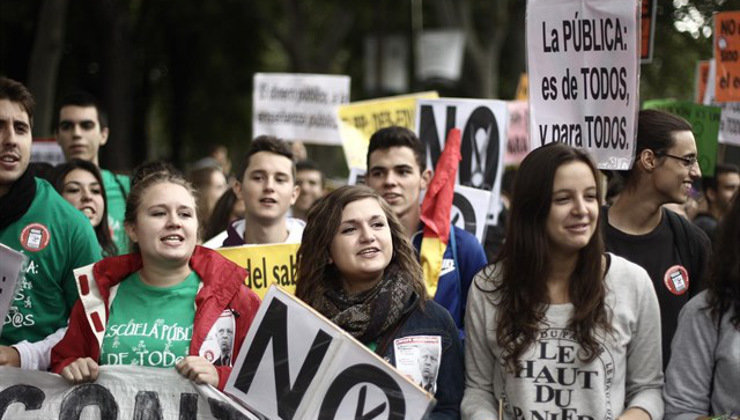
[416, 98, 507, 225]
[365, 35, 409, 93]
[0, 244, 26, 337]
[30, 137, 65, 166]
[452, 185, 491, 243]
[527, 0, 640, 169]
[225, 286, 434, 420]
[0, 365, 257, 419]
[505, 100, 531, 165]
[253, 73, 350, 145]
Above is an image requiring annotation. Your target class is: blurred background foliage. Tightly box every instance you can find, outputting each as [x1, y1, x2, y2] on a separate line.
[0, 0, 732, 175]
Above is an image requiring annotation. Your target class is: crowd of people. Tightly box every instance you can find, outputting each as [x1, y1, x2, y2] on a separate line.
[2, 74, 739, 419]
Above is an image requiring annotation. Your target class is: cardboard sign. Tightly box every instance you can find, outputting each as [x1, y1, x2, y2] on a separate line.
[451, 185, 491, 243]
[714, 11, 740, 102]
[253, 73, 350, 145]
[0, 244, 26, 337]
[217, 243, 300, 299]
[416, 30, 466, 81]
[695, 60, 711, 104]
[640, 0, 656, 63]
[527, 0, 640, 169]
[416, 98, 507, 225]
[0, 366, 257, 419]
[225, 286, 434, 419]
[642, 100, 721, 176]
[505, 100, 531, 165]
[338, 92, 439, 171]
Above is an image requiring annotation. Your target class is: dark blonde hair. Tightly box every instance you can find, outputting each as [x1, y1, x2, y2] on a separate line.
[296, 185, 426, 305]
[124, 171, 198, 252]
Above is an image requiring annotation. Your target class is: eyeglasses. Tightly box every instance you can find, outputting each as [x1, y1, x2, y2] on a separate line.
[656, 152, 698, 168]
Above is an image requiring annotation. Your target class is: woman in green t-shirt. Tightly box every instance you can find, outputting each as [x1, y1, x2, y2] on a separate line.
[51, 171, 261, 390]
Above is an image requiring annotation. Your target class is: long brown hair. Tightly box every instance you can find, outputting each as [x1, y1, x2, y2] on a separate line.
[486, 142, 610, 372]
[296, 185, 426, 305]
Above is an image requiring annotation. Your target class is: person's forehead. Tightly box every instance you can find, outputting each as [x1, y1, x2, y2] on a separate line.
[297, 169, 322, 179]
[59, 105, 99, 122]
[0, 99, 30, 124]
[368, 146, 420, 169]
[667, 130, 697, 152]
[718, 172, 740, 185]
[245, 151, 294, 174]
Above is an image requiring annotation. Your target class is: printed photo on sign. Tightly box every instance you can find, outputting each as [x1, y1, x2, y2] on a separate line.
[200, 310, 235, 366]
[393, 335, 442, 394]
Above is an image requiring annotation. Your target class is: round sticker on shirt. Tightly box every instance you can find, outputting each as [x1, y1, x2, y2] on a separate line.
[19, 223, 51, 252]
[663, 265, 689, 295]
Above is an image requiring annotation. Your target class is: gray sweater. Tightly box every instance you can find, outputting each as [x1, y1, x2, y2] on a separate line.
[461, 254, 664, 420]
[664, 290, 740, 419]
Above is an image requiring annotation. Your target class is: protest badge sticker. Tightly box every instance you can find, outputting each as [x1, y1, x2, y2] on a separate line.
[714, 11, 740, 103]
[527, 0, 640, 170]
[337, 91, 439, 171]
[253, 73, 350, 146]
[216, 242, 300, 299]
[416, 97, 507, 226]
[225, 286, 434, 420]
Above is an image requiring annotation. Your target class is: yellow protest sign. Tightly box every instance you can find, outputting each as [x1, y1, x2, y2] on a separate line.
[337, 91, 438, 170]
[217, 243, 299, 298]
[515, 73, 528, 100]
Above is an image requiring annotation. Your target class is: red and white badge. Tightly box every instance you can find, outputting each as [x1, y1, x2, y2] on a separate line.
[19, 223, 50, 252]
[663, 265, 689, 295]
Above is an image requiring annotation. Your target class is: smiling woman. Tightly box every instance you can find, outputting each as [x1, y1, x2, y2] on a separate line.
[296, 185, 464, 419]
[50, 171, 261, 391]
[54, 159, 117, 256]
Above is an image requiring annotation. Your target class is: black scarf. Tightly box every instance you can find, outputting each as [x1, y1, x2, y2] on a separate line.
[0, 169, 36, 230]
[314, 265, 415, 344]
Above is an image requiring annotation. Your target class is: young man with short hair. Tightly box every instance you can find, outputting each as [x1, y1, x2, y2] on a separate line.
[694, 163, 740, 242]
[205, 136, 303, 247]
[0, 77, 101, 369]
[293, 159, 325, 221]
[56, 92, 130, 254]
[603, 109, 711, 367]
[366, 126, 487, 338]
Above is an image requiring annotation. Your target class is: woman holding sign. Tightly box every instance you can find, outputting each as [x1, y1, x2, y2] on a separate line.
[51, 171, 260, 390]
[296, 185, 464, 419]
[664, 190, 740, 418]
[461, 143, 663, 420]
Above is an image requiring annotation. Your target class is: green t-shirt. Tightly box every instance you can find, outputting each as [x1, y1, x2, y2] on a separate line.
[101, 169, 130, 255]
[0, 178, 102, 345]
[100, 271, 200, 368]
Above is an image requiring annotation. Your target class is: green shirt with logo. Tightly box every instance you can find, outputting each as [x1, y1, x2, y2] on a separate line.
[100, 271, 200, 367]
[0, 178, 102, 345]
[101, 169, 130, 255]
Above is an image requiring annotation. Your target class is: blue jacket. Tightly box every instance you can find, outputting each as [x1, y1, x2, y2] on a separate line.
[412, 225, 488, 339]
[378, 295, 463, 420]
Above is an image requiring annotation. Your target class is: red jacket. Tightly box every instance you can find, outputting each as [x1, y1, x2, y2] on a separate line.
[50, 246, 261, 390]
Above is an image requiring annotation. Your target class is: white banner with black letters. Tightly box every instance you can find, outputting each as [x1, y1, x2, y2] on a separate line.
[0, 365, 257, 419]
[415, 98, 507, 226]
[527, 0, 640, 169]
[253, 73, 350, 145]
[225, 286, 434, 420]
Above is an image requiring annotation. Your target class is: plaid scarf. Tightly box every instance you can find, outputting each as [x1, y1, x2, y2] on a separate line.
[315, 266, 415, 343]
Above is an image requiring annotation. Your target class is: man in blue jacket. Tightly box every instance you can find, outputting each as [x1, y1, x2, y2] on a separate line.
[366, 126, 487, 338]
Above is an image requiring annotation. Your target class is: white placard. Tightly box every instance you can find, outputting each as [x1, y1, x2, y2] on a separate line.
[527, 0, 640, 169]
[416, 30, 466, 81]
[364, 35, 409, 93]
[225, 286, 434, 419]
[0, 244, 26, 337]
[702, 59, 740, 146]
[452, 185, 491, 243]
[253, 73, 351, 145]
[416, 98, 507, 225]
[0, 365, 257, 419]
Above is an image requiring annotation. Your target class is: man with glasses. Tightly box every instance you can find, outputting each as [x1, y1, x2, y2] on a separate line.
[603, 109, 711, 369]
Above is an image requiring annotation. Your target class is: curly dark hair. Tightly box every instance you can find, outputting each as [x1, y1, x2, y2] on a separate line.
[483, 142, 610, 372]
[295, 185, 426, 305]
[705, 190, 740, 329]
